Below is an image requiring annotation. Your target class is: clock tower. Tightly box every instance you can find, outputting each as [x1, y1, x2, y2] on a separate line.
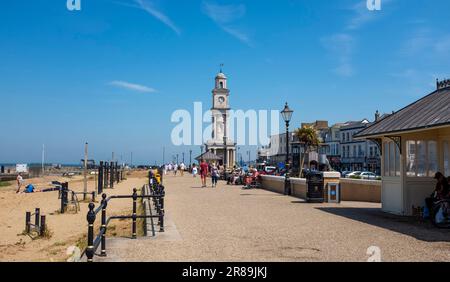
[205, 70, 236, 168]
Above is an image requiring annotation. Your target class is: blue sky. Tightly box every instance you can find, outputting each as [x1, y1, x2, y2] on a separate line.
[1, 0, 449, 164]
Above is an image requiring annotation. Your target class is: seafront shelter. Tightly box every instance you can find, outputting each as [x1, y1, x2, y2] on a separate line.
[355, 79, 450, 216]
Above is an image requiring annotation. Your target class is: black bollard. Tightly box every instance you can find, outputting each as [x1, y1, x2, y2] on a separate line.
[104, 162, 109, 189]
[132, 188, 137, 239]
[159, 209, 165, 232]
[25, 212, 31, 234]
[110, 162, 114, 188]
[98, 161, 104, 194]
[116, 162, 120, 184]
[160, 192, 165, 210]
[40, 215, 46, 236]
[86, 203, 96, 262]
[92, 191, 96, 202]
[35, 208, 40, 228]
[60, 183, 68, 214]
[100, 194, 107, 257]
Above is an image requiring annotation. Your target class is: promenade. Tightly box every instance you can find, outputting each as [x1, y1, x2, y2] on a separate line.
[99, 174, 450, 262]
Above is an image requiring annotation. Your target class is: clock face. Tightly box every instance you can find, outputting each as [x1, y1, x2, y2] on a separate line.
[218, 96, 225, 104]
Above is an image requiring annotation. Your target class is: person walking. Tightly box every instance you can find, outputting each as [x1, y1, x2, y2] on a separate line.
[173, 163, 178, 176]
[180, 162, 185, 177]
[211, 164, 219, 188]
[192, 164, 198, 178]
[199, 159, 209, 188]
[16, 173, 24, 193]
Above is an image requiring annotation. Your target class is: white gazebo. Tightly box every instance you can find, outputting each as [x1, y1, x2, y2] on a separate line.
[355, 79, 450, 215]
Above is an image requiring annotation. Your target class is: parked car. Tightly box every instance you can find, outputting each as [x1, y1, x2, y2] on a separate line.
[340, 171, 351, 178]
[263, 166, 277, 175]
[359, 172, 379, 180]
[345, 171, 362, 178]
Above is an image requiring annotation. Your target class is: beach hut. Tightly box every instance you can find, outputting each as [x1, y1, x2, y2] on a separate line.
[355, 79, 450, 215]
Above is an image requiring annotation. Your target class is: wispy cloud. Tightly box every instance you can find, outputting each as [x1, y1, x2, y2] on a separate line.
[321, 34, 355, 77]
[400, 28, 450, 57]
[346, 0, 393, 30]
[109, 81, 157, 93]
[132, 0, 181, 35]
[202, 1, 251, 45]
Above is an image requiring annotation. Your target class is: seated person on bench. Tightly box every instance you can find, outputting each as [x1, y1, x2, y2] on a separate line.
[425, 172, 450, 210]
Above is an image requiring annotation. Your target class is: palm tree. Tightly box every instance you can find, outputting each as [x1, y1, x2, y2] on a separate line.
[294, 126, 320, 177]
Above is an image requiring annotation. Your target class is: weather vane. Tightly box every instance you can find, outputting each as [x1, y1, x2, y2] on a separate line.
[220, 63, 224, 73]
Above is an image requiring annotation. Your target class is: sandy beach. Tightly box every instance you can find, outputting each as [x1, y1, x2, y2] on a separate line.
[0, 170, 149, 262]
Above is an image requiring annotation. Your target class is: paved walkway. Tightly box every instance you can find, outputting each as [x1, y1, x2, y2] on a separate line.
[97, 175, 450, 262]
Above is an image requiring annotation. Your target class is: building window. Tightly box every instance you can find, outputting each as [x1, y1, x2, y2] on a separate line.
[428, 141, 438, 177]
[406, 140, 438, 177]
[406, 141, 416, 177]
[389, 142, 395, 176]
[347, 133, 350, 142]
[417, 141, 427, 177]
[395, 144, 400, 176]
[219, 82, 224, 88]
[384, 142, 389, 176]
[383, 141, 400, 177]
[444, 141, 450, 176]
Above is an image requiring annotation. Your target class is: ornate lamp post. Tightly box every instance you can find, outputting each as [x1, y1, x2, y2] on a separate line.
[281, 102, 294, 195]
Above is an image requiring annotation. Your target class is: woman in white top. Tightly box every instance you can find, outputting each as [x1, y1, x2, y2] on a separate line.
[16, 173, 24, 193]
[192, 164, 198, 177]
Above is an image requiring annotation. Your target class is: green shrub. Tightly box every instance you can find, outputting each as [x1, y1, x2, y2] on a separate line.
[0, 181, 12, 187]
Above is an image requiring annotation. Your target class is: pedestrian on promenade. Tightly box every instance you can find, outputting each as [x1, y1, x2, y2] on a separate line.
[174, 163, 178, 176]
[211, 164, 219, 188]
[192, 164, 198, 177]
[200, 159, 209, 188]
[16, 173, 24, 193]
[180, 162, 185, 177]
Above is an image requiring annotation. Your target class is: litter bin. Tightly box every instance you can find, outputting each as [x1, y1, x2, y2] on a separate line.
[306, 171, 324, 203]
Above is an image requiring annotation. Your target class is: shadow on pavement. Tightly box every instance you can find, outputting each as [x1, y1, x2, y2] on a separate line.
[240, 193, 285, 197]
[317, 207, 450, 242]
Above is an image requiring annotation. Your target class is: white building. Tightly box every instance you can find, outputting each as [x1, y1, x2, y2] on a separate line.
[205, 71, 236, 167]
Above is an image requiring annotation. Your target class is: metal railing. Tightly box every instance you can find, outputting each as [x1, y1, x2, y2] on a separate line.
[82, 186, 165, 262]
[25, 208, 46, 237]
[59, 182, 96, 214]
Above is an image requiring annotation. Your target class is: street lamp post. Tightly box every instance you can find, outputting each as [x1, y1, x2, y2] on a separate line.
[281, 102, 294, 195]
[189, 150, 192, 170]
